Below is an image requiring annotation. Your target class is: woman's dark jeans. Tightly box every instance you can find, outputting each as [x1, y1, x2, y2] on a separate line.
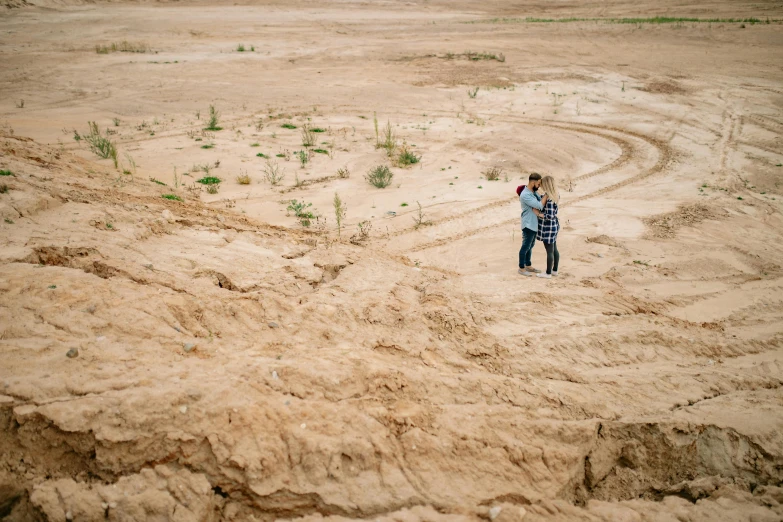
[519, 228, 537, 268]
[544, 241, 559, 274]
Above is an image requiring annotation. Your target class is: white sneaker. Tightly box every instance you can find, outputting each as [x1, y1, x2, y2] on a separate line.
[537, 273, 551, 279]
[551, 271, 558, 277]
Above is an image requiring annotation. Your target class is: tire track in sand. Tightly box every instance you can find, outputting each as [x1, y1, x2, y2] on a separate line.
[406, 120, 672, 253]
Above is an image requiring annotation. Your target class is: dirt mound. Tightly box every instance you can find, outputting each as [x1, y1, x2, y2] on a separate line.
[639, 79, 688, 95]
[643, 203, 726, 239]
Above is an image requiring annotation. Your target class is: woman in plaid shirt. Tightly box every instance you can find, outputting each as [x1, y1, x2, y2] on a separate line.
[536, 176, 560, 278]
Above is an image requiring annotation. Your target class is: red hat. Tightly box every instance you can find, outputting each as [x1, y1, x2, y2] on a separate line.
[516, 185, 525, 196]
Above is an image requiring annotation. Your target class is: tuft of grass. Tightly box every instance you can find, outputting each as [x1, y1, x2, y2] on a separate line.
[112, 117, 121, 126]
[196, 176, 222, 185]
[204, 105, 222, 131]
[378, 120, 397, 156]
[337, 167, 350, 179]
[0, 184, 8, 194]
[162, 194, 182, 201]
[84, 121, 118, 168]
[205, 184, 219, 194]
[4, 218, 13, 224]
[201, 142, 215, 149]
[150, 178, 167, 186]
[365, 165, 393, 188]
[276, 153, 286, 158]
[96, 41, 150, 54]
[281, 123, 297, 129]
[312, 148, 329, 154]
[250, 142, 260, 147]
[237, 43, 246, 52]
[256, 152, 268, 158]
[236, 171, 251, 185]
[0, 170, 13, 176]
[468, 87, 479, 98]
[400, 202, 409, 207]
[310, 127, 326, 133]
[395, 142, 420, 167]
[633, 260, 650, 266]
[483, 166, 503, 181]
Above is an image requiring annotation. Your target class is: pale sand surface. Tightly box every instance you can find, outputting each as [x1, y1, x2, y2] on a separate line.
[1, 1, 783, 520]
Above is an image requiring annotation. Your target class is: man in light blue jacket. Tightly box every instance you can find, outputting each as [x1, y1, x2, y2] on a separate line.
[519, 173, 548, 276]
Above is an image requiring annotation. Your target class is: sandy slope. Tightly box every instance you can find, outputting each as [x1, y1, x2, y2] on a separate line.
[1, 1, 783, 520]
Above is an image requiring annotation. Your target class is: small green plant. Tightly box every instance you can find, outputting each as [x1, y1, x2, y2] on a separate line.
[196, 176, 222, 185]
[301, 124, 316, 147]
[333, 192, 346, 238]
[150, 177, 167, 186]
[205, 105, 222, 131]
[16, 99, 24, 109]
[201, 142, 215, 149]
[4, 218, 13, 224]
[237, 43, 246, 52]
[250, 142, 260, 147]
[468, 87, 479, 98]
[633, 260, 649, 266]
[413, 201, 432, 229]
[483, 166, 502, 181]
[48, 285, 57, 289]
[276, 153, 286, 158]
[250, 45, 255, 52]
[256, 152, 268, 158]
[263, 159, 285, 185]
[312, 148, 329, 154]
[365, 165, 394, 188]
[337, 166, 350, 179]
[395, 141, 420, 167]
[162, 194, 182, 201]
[236, 171, 251, 184]
[296, 149, 310, 168]
[311, 127, 326, 133]
[400, 202, 409, 207]
[0, 170, 13, 176]
[737, 196, 743, 200]
[477, 185, 483, 189]
[281, 123, 297, 129]
[287, 199, 316, 227]
[106, 223, 114, 229]
[73, 130, 81, 142]
[381, 120, 397, 155]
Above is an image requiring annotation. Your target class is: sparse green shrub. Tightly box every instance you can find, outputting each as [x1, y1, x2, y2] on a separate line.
[365, 165, 393, 188]
[256, 152, 267, 158]
[381, 120, 397, 156]
[196, 176, 222, 185]
[201, 142, 215, 149]
[413, 201, 432, 229]
[333, 192, 346, 237]
[296, 150, 311, 168]
[287, 199, 316, 227]
[313, 148, 329, 154]
[263, 159, 285, 185]
[0, 170, 13, 176]
[301, 124, 315, 147]
[237, 43, 246, 52]
[84, 121, 118, 168]
[281, 123, 297, 129]
[205, 105, 222, 131]
[395, 142, 420, 167]
[483, 166, 503, 181]
[162, 194, 182, 201]
[311, 127, 326, 133]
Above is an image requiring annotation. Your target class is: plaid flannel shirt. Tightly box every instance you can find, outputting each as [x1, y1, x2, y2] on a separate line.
[536, 200, 559, 244]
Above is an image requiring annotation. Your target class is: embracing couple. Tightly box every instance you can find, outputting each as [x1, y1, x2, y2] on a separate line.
[518, 173, 560, 279]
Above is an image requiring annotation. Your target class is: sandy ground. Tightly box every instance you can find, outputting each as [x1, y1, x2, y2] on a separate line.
[1, 1, 783, 520]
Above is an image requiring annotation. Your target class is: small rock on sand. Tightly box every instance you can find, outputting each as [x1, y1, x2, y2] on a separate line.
[66, 347, 79, 358]
[183, 343, 196, 353]
[268, 322, 279, 329]
[489, 506, 502, 520]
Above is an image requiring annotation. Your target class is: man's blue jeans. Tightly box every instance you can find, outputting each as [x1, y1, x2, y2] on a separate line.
[519, 227, 537, 269]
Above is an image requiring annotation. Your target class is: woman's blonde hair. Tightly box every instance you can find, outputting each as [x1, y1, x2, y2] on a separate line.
[541, 175, 560, 204]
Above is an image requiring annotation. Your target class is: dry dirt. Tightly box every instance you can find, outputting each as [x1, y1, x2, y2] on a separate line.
[1, 1, 783, 520]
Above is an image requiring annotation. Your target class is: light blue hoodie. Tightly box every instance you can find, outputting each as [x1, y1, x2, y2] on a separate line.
[520, 186, 543, 231]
